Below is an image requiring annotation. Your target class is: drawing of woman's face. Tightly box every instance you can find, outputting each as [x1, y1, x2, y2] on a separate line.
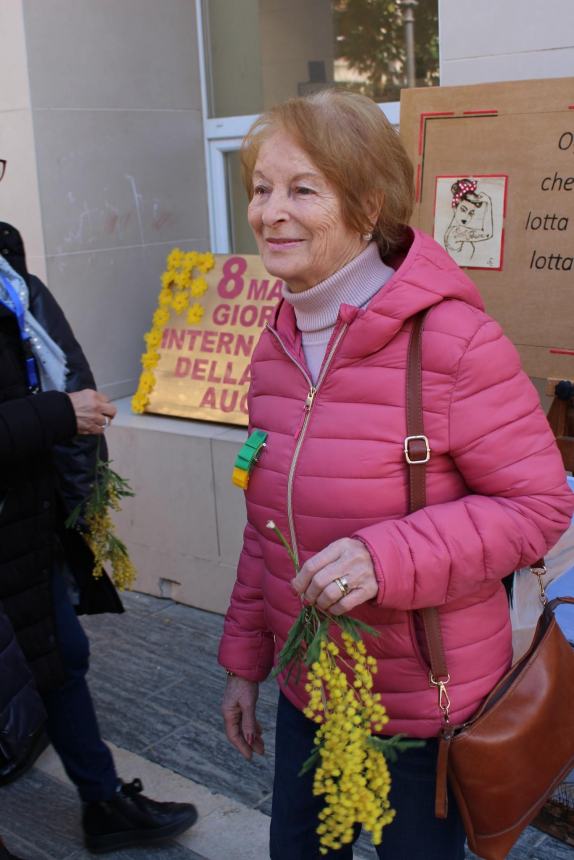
[453, 199, 480, 226]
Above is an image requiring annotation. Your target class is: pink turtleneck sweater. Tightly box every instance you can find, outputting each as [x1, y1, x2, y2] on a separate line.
[281, 242, 394, 383]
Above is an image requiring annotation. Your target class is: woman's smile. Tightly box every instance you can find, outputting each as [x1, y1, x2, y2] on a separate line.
[265, 237, 304, 249]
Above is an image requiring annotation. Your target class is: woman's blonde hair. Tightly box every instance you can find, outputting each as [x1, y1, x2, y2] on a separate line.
[240, 89, 414, 256]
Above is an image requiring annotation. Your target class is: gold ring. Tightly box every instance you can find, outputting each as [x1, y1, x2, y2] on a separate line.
[334, 576, 350, 597]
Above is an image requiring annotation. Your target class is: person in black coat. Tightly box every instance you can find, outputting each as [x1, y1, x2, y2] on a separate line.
[0, 222, 197, 853]
[0, 600, 45, 860]
[16, 248, 125, 619]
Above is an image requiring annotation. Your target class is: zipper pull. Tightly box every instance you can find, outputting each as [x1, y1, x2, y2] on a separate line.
[295, 387, 317, 439]
[305, 387, 316, 410]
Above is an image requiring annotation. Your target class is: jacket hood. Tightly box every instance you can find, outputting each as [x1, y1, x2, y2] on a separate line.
[372, 228, 484, 316]
[274, 228, 486, 359]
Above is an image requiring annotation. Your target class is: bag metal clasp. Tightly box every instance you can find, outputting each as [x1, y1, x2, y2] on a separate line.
[530, 562, 548, 606]
[430, 672, 451, 724]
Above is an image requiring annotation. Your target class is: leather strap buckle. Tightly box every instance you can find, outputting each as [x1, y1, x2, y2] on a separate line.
[404, 434, 431, 464]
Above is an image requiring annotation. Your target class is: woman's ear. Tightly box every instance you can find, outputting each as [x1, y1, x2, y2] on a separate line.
[364, 192, 384, 230]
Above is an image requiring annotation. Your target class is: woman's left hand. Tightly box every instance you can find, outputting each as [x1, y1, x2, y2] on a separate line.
[291, 538, 378, 615]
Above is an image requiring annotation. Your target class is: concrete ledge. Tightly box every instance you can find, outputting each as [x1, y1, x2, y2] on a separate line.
[36, 741, 271, 860]
[107, 398, 247, 614]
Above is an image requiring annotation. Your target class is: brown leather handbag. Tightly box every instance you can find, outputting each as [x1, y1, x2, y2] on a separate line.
[405, 311, 574, 860]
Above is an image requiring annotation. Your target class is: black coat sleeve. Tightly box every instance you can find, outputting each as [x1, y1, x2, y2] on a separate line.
[28, 275, 108, 514]
[0, 390, 77, 468]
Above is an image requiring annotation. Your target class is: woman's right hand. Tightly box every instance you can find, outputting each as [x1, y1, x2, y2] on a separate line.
[222, 676, 264, 761]
[68, 389, 117, 435]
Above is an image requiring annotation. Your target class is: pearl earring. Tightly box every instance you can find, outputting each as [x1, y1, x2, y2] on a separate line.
[362, 232, 373, 242]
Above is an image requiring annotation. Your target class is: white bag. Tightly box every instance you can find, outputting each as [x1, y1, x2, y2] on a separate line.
[511, 476, 574, 661]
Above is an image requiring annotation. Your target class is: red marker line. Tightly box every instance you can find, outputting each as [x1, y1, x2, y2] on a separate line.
[462, 109, 498, 115]
[549, 348, 574, 356]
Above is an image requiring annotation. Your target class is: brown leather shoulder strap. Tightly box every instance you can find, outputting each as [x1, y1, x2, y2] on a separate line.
[406, 311, 428, 513]
[406, 313, 548, 687]
[406, 310, 449, 682]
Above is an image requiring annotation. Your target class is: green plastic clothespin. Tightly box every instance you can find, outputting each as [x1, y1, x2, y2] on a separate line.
[232, 429, 268, 489]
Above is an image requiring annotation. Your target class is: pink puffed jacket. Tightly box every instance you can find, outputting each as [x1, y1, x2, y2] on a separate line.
[218, 229, 574, 737]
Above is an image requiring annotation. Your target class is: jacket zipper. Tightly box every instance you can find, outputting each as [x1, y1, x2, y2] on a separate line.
[266, 322, 348, 568]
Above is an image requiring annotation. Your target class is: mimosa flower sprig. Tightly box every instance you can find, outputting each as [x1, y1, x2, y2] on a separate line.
[267, 520, 376, 683]
[66, 438, 137, 590]
[267, 519, 423, 854]
[131, 248, 215, 414]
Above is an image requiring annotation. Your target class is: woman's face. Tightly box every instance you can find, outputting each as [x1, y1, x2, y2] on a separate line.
[452, 194, 486, 228]
[247, 132, 365, 293]
[454, 201, 477, 226]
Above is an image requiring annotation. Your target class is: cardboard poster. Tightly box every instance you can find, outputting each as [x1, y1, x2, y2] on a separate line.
[400, 77, 574, 381]
[145, 254, 282, 425]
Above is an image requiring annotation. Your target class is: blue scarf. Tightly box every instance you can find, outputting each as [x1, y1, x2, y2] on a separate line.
[0, 255, 67, 392]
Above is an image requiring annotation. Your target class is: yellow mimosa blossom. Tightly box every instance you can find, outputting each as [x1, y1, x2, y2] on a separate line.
[304, 633, 394, 854]
[160, 271, 174, 290]
[131, 389, 149, 412]
[197, 252, 215, 274]
[141, 350, 160, 370]
[131, 396, 145, 414]
[187, 303, 205, 324]
[182, 251, 198, 272]
[65, 441, 137, 591]
[158, 288, 172, 307]
[152, 308, 170, 328]
[171, 291, 190, 314]
[138, 370, 156, 394]
[144, 329, 163, 349]
[166, 248, 184, 270]
[190, 277, 208, 297]
[173, 270, 189, 291]
[133, 247, 212, 413]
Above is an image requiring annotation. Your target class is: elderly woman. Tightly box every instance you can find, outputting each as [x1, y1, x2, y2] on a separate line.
[218, 91, 574, 860]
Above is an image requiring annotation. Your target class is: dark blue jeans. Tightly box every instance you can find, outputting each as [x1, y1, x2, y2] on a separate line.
[270, 693, 466, 860]
[43, 568, 118, 802]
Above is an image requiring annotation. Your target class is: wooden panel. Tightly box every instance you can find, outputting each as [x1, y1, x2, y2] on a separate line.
[400, 77, 574, 381]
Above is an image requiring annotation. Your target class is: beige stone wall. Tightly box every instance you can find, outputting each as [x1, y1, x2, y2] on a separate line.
[439, 0, 574, 84]
[10, 0, 210, 399]
[107, 399, 247, 614]
[0, 0, 47, 281]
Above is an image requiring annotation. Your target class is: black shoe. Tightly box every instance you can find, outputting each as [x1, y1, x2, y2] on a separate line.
[82, 778, 198, 854]
[0, 838, 28, 860]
